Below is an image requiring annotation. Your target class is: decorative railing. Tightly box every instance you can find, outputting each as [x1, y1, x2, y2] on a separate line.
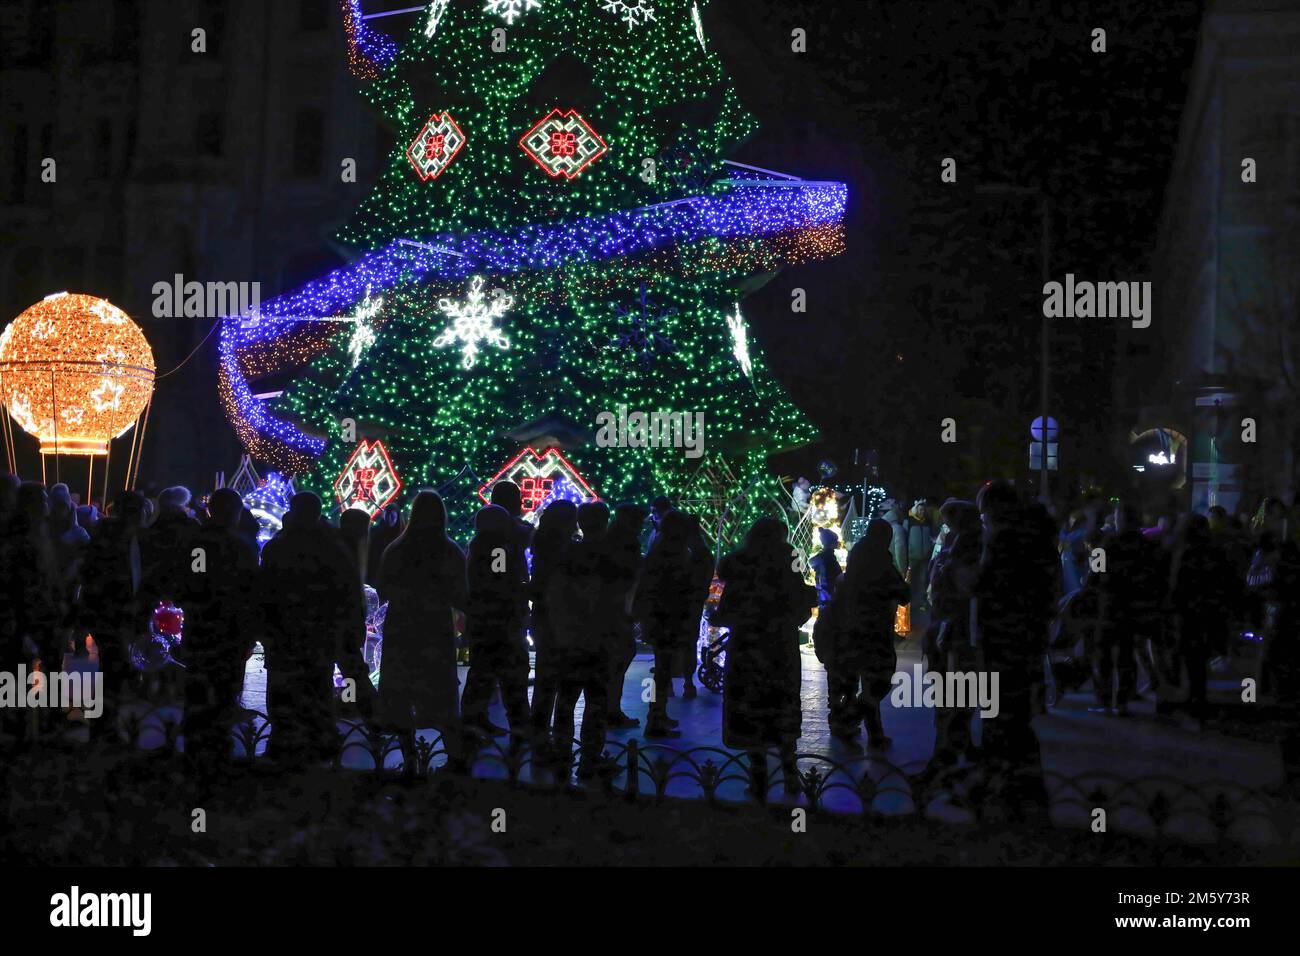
[109, 706, 1296, 847]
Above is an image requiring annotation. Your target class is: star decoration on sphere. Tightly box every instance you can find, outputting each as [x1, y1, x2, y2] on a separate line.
[61, 406, 85, 426]
[347, 289, 383, 369]
[600, 0, 656, 29]
[484, 0, 541, 25]
[91, 378, 124, 412]
[10, 393, 42, 434]
[91, 299, 126, 325]
[97, 345, 127, 374]
[610, 284, 676, 370]
[727, 303, 752, 378]
[433, 276, 514, 369]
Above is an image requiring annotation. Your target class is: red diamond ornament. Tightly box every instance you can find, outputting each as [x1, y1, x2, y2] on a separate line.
[407, 112, 466, 181]
[519, 109, 608, 180]
[334, 440, 403, 519]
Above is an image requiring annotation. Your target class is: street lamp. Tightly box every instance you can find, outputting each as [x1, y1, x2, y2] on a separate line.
[976, 184, 1052, 500]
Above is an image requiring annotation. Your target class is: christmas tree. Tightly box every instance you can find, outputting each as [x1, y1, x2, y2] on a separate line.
[218, 0, 846, 532]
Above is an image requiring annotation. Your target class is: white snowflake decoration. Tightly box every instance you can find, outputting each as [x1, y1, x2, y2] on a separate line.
[600, 0, 656, 29]
[484, 0, 541, 25]
[433, 276, 514, 369]
[727, 303, 752, 378]
[347, 289, 383, 369]
[425, 0, 450, 36]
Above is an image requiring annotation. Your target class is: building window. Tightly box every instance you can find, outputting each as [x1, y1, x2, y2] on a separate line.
[196, 111, 224, 158]
[8, 124, 29, 204]
[96, 121, 114, 179]
[291, 109, 324, 180]
[299, 0, 330, 32]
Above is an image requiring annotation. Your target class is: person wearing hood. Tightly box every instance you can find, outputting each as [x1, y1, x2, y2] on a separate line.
[140, 485, 201, 613]
[906, 499, 935, 614]
[879, 499, 909, 577]
[259, 492, 372, 764]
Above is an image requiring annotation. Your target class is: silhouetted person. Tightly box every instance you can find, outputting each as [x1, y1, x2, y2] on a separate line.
[923, 499, 981, 777]
[548, 501, 612, 776]
[47, 483, 89, 605]
[635, 510, 711, 736]
[376, 491, 467, 775]
[77, 490, 148, 743]
[175, 489, 260, 772]
[528, 500, 578, 742]
[601, 503, 647, 728]
[489, 479, 535, 560]
[675, 514, 715, 698]
[825, 520, 909, 748]
[338, 507, 372, 590]
[1168, 513, 1233, 723]
[0, 473, 24, 746]
[461, 504, 532, 747]
[260, 492, 371, 765]
[973, 480, 1056, 816]
[140, 485, 200, 614]
[1268, 537, 1300, 793]
[713, 517, 817, 796]
[366, 504, 403, 588]
[10, 484, 65, 702]
[1091, 501, 1166, 714]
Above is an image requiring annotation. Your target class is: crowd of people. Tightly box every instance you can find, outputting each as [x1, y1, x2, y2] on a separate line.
[3, 469, 1300, 806]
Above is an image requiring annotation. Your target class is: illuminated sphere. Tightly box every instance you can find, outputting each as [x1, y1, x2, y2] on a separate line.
[0, 292, 155, 456]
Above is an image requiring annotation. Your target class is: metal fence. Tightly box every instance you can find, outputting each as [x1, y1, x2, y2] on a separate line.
[110, 706, 1298, 848]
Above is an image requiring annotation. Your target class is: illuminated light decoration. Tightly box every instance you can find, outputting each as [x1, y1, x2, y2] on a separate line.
[425, 0, 450, 36]
[224, 2, 845, 530]
[600, 0, 656, 29]
[243, 472, 296, 549]
[692, 3, 706, 50]
[341, 0, 399, 81]
[610, 285, 676, 369]
[519, 109, 609, 180]
[484, 0, 541, 25]
[726, 302, 751, 378]
[432, 275, 514, 369]
[334, 439, 403, 518]
[347, 289, 383, 368]
[406, 112, 467, 182]
[0, 293, 154, 456]
[219, 178, 844, 471]
[478, 446, 599, 520]
[1148, 451, 1175, 466]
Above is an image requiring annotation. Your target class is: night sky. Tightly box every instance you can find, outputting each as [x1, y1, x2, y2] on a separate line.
[5, 0, 1207, 500]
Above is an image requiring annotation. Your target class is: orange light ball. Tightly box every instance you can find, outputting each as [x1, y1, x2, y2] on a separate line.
[0, 292, 155, 456]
